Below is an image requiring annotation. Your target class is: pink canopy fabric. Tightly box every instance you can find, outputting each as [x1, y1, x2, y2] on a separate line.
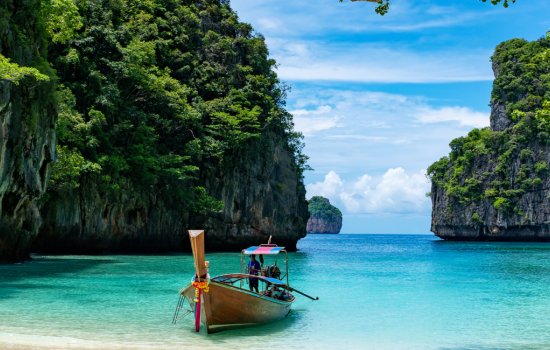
[242, 245, 284, 255]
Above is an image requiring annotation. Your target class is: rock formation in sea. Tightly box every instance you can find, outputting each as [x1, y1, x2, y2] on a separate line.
[0, 1, 56, 261]
[428, 34, 550, 241]
[306, 196, 342, 234]
[29, 0, 309, 256]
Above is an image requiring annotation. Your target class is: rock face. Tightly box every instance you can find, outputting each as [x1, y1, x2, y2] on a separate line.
[306, 196, 342, 234]
[1, 0, 309, 260]
[306, 216, 342, 234]
[35, 130, 308, 253]
[0, 1, 56, 261]
[199, 131, 309, 251]
[429, 36, 550, 241]
[430, 151, 550, 241]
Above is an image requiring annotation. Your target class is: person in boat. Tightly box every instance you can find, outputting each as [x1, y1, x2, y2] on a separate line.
[263, 265, 281, 279]
[247, 254, 261, 293]
[265, 284, 289, 300]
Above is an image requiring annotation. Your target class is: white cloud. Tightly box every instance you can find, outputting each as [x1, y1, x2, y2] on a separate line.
[283, 87, 491, 181]
[294, 117, 341, 136]
[257, 17, 283, 31]
[306, 170, 344, 198]
[289, 89, 488, 138]
[307, 168, 431, 215]
[273, 42, 493, 83]
[290, 105, 342, 136]
[291, 105, 332, 116]
[376, 12, 479, 32]
[325, 135, 388, 142]
[426, 5, 456, 15]
[415, 106, 489, 128]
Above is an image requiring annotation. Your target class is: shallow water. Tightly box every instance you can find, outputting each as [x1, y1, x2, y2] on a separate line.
[2, 234, 550, 349]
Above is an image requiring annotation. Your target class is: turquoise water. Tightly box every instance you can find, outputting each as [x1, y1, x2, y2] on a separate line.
[2, 234, 550, 349]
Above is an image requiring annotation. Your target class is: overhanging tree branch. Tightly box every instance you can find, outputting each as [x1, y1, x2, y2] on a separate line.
[340, 0, 516, 16]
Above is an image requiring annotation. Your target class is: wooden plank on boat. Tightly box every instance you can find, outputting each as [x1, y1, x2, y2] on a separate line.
[203, 282, 292, 333]
[188, 230, 207, 279]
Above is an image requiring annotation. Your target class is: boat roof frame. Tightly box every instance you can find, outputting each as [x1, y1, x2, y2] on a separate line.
[240, 243, 290, 286]
[241, 244, 286, 255]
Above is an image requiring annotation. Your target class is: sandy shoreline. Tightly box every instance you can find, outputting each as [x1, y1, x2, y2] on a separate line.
[2, 345, 161, 350]
[0, 333, 175, 350]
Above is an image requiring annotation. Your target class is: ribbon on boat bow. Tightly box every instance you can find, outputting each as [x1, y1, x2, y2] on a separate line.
[192, 280, 209, 302]
[192, 280, 208, 332]
[192, 261, 210, 302]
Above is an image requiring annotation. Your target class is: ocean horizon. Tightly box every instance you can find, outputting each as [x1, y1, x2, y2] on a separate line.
[309, 232, 434, 235]
[2, 233, 550, 349]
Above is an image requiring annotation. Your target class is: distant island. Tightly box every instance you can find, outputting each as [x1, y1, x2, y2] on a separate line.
[307, 196, 342, 234]
[428, 33, 550, 241]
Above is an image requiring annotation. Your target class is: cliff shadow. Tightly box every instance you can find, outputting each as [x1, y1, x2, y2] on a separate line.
[0, 256, 120, 300]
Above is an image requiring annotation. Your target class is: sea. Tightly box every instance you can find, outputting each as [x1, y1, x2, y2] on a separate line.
[2, 234, 550, 349]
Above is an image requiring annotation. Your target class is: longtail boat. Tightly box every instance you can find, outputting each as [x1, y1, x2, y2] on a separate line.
[172, 230, 318, 333]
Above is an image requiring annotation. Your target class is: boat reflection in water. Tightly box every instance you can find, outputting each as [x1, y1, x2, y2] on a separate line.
[173, 230, 318, 334]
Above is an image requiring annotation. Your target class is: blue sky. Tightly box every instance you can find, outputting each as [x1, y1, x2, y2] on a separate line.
[230, 0, 550, 234]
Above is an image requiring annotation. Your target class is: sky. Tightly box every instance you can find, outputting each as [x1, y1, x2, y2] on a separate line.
[229, 0, 550, 234]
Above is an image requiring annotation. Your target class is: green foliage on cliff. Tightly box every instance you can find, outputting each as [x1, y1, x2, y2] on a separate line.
[40, 0, 82, 43]
[0, 0, 56, 84]
[427, 34, 550, 214]
[45, 0, 307, 214]
[0, 54, 50, 85]
[308, 196, 342, 220]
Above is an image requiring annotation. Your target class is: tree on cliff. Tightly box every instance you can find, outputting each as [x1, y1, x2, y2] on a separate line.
[308, 196, 342, 220]
[45, 0, 308, 216]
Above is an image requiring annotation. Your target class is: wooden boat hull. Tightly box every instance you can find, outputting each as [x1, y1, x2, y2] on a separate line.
[182, 281, 292, 333]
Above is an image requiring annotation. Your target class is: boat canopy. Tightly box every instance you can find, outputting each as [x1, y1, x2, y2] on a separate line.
[242, 245, 285, 255]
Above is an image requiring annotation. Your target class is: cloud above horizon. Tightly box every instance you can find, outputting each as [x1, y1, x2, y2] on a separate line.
[289, 89, 489, 138]
[307, 168, 430, 215]
[287, 86, 490, 186]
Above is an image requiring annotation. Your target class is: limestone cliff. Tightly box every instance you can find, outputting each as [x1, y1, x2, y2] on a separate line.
[35, 130, 308, 253]
[306, 196, 342, 234]
[428, 35, 550, 241]
[31, 0, 309, 254]
[197, 130, 308, 251]
[0, 1, 56, 261]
